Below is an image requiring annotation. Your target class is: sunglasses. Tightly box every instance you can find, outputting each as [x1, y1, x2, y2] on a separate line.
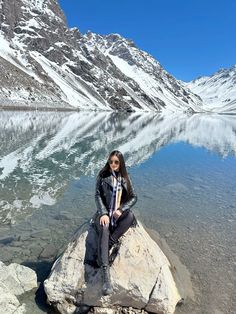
[109, 159, 120, 165]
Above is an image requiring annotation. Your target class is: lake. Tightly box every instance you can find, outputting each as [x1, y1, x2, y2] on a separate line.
[0, 110, 235, 314]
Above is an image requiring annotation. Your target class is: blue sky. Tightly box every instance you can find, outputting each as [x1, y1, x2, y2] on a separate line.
[59, 0, 235, 82]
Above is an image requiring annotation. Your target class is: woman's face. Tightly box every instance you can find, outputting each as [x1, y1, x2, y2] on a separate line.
[109, 155, 120, 172]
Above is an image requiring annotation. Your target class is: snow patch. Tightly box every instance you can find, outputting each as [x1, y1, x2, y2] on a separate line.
[30, 51, 109, 109]
[0, 32, 43, 82]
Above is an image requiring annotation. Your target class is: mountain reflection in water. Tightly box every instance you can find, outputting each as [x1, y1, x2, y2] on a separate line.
[0, 111, 235, 224]
[0, 110, 235, 314]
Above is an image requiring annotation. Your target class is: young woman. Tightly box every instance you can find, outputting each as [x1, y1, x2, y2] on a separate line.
[94, 150, 138, 295]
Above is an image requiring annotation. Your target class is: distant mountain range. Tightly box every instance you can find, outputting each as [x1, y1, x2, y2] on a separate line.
[182, 65, 236, 114]
[0, 0, 234, 113]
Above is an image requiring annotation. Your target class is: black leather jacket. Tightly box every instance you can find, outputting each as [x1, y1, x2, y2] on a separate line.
[95, 171, 137, 217]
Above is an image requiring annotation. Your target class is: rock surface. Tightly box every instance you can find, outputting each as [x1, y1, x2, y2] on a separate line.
[0, 261, 38, 313]
[44, 220, 183, 314]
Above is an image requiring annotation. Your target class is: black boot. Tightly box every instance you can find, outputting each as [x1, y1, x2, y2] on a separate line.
[101, 265, 113, 295]
[108, 234, 118, 250]
[109, 241, 121, 266]
[74, 304, 91, 314]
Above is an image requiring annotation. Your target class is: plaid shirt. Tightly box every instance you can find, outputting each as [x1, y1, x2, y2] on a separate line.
[109, 170, 122, 226]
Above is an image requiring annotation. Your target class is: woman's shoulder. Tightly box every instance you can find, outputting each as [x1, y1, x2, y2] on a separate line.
[97, 169, 111, 179]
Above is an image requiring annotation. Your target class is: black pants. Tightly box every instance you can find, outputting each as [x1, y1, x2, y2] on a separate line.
[95, 210, 136, 266]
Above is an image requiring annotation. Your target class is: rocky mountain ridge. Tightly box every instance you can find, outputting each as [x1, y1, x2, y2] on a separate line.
[0, 0, 204, 112]
[183, 65, 236, 113]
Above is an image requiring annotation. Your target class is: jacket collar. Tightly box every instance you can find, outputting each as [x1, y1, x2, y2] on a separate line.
[103, 172, 127, 190]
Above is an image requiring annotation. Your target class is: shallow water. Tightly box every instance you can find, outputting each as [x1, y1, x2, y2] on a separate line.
[0, 110, 235, 313]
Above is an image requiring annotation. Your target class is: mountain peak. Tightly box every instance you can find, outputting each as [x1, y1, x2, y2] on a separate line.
[0, 0, 204, 113]
[0, 0, 67, 43]
[186, 64, 236, 113]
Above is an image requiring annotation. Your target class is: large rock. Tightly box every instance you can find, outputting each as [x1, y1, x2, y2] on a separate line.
[0, 261, 38, 313]
[44, 220, 183, 314]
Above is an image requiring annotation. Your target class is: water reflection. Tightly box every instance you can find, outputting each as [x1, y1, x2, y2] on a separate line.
[0, 111, 236, 225]
[0, 110, 235, 314]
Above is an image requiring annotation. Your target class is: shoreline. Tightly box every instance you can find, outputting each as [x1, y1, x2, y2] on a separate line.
[0, 104, 79, 112]
[0, 104, 235, 115]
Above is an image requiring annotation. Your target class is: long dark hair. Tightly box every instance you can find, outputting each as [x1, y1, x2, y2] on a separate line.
[97, 150, 133, 199]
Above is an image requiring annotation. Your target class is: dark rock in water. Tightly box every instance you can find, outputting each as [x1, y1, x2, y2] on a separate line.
[53, 211, 74, 221]
[0, 236, 15, 245]
[39, 244, 58, 260]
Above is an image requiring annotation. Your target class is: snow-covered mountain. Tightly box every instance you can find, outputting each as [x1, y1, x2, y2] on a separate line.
[183, 65, 236, 114]
[0, 0, 204, 112]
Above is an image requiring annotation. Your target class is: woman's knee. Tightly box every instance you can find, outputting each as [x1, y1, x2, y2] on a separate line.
[102, 224, 109, 230]
[118, 210, 134, 224]
[126, 210, 134, 222]
[95, 215, 109, 230]
[99, 223, 110, 235]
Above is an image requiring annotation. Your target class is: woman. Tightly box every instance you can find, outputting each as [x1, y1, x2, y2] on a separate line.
[94, 150, 138, 295]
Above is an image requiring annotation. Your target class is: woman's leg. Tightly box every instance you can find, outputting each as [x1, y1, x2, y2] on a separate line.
[94, 216, 113, 295]
[99, 224, 110, 266]
[109, 210, 135, 247]
[95, 216, 110, 266]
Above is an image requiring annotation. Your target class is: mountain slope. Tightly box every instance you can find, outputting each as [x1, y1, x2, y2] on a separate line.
[183, 65, 236, 113]
[0, 0, 204, 112]
[81, 32, 203, 112]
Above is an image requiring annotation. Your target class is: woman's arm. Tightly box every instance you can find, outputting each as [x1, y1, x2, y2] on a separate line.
[119, 175, 137, 212]
[95, 175, 109, 217]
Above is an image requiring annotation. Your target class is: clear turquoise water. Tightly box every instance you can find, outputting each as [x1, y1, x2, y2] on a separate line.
[0, 110, 235, 313]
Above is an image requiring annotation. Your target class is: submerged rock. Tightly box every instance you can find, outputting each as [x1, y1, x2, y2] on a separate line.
[44, 220, 183, 314]
[0, 261, 37, 313]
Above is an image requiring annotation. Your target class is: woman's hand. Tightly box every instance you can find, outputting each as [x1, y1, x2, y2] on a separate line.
[113, 209, 122, 220]
[100, 215, 110, 226]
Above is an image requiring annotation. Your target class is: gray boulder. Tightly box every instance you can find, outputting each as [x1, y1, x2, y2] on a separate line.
[44, 220, 183, 314]
[0, 261, 38, 313]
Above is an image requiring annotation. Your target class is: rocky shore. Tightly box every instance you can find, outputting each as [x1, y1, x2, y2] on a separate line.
[0, 261, 37, 313]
